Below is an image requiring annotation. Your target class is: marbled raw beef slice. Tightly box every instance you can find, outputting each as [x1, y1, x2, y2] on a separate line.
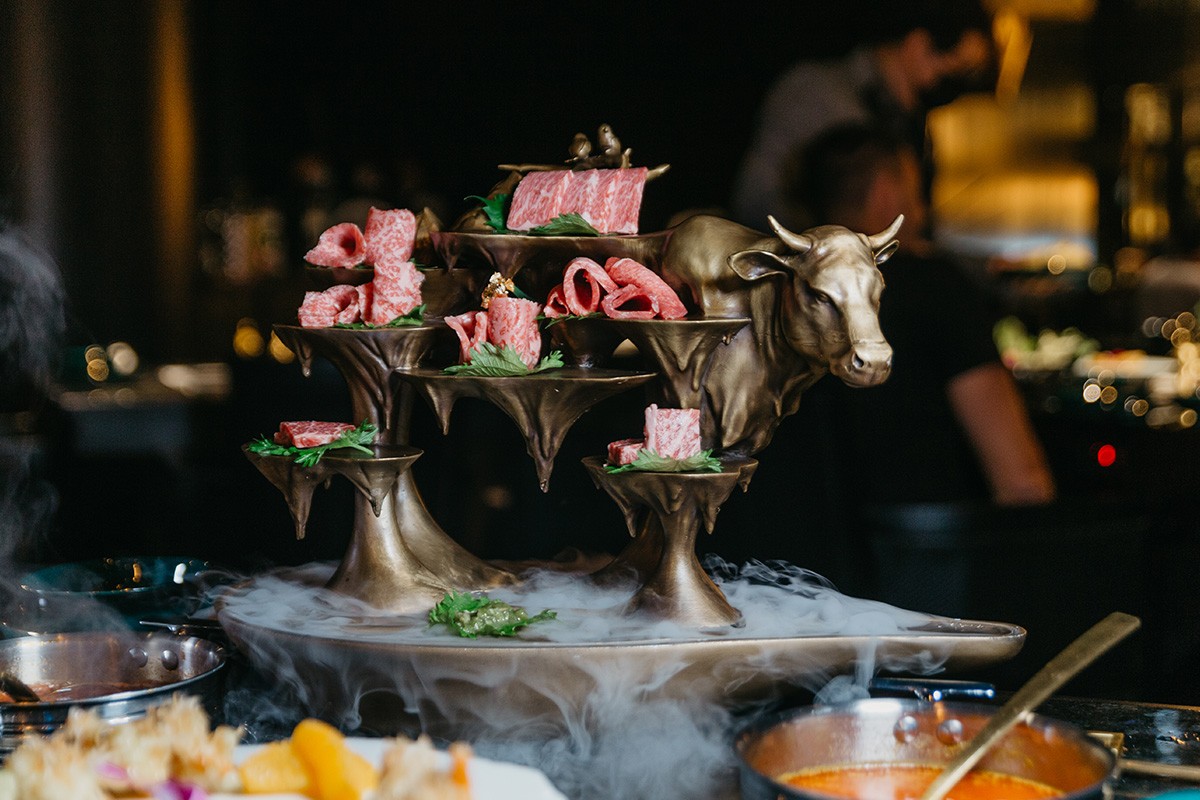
[542, 286, 570, 318]
[600, 284, 659, 320]
[643, 404, 701, 460]
[445, 311, 489, 364]
[304, 223, 366, 267]
[488, 295, 543, 368]
[605, 167, 647, 234]
[506, 171, 571, 231]
[298, 284, 359, 328]
[605, 257, 688, 319]
[366, 261, 424, 325]
[275, 421, 357, 449]
[563, 256, 617, 315]
[607, 437, 644, 466]
[363, 207, 416, 267]
[559, 169, 606, 230]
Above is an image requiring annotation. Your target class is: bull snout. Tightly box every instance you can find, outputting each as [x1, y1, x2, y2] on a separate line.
[832, 340, 893, 387]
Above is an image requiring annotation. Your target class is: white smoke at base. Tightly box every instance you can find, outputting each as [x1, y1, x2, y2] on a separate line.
[218, 557, 969, 800]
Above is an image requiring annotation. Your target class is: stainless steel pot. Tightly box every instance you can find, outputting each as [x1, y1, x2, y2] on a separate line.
[0, 631, 227, 755]
[736, 698, 1116, 800]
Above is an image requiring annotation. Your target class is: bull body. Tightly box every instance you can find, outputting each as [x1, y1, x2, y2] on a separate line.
[659, 214, 900, 455]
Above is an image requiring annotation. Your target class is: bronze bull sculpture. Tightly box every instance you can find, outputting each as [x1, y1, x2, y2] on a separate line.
[659, 213, 902, 455]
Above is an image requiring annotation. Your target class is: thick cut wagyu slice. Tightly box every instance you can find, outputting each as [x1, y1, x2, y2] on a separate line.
[643, 404, 701, 460]
[304, 223, 366, 267]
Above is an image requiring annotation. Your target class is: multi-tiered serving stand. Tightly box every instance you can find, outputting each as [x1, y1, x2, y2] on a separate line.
[219, 222, 1023, 740]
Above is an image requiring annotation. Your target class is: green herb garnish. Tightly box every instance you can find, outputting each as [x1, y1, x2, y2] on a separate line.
[465, 193, 510, 233]
[605, 449, 724, 475]
[524, 213, 600, 237]
[429, 591, 556, 638]
[539, 312, 602, 328]
[463, 194, 600, 237]
[247, 421, 377, 467]
[333, 304, 426, 329]
[442, 343, 564, 377]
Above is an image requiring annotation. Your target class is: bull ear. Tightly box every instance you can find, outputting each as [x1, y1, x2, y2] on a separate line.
[728, 250, 789, 282]
[866, 214, 904, 250]
[873, 240, 899, 266]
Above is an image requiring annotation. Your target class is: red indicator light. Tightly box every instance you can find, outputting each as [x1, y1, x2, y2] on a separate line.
[1096, 444, 1117, 467]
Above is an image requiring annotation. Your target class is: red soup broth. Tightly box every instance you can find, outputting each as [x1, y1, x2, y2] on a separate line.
[778, 763, 1062, 800]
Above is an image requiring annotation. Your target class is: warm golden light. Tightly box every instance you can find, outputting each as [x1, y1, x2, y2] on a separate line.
[234, 319, 265, 360]
[268, 332, 295, 364]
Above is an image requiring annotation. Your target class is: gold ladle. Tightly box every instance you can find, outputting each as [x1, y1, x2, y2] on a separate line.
[918, 611, 1142, 800]
[0, 671, 40, 703]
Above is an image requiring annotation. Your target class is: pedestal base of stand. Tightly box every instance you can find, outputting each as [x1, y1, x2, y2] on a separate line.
[246, 445, 513, 614]
[583, 455, 757, 629]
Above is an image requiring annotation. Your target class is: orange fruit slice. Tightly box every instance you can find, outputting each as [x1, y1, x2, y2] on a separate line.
[237, 740, 314, 795]
[290, 718, 380, 800]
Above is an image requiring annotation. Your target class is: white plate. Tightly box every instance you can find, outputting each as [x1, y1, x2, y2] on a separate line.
[217, 738, 566, 800]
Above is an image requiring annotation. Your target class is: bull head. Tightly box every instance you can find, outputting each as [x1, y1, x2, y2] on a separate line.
[727, 215, 902, 387]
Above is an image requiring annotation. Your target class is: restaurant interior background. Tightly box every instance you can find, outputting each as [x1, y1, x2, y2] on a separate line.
[2, 0, 1199, 703]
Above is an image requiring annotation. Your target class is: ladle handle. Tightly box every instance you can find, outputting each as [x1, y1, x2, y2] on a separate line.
[918, 611, 1142, 800]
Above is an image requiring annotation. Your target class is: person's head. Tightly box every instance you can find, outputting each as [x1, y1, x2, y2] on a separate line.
[792, 124, 926, 241]
[859, 0, 996, 111]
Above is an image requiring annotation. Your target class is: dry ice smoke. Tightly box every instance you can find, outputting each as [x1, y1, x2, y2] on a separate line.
[0, 220, 64, 414]
[0, 221, 64, 580]
[219, 557, 960, 800]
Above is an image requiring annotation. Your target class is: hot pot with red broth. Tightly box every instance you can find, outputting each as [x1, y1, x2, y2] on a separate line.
[736, 698, 1115, 800]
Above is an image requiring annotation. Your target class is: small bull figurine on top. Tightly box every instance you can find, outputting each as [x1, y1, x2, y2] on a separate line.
[659, 213, 902, 455]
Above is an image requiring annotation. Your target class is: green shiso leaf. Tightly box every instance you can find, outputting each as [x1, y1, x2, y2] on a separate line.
[442, 342, 564, 377]
[465, 193, 510, 233]
[246, 420, 377, 467]
[462, 193, 599, 237]
[604, 448, 724, 475]
[428, 591, 556, 638]
[333, 304, 426, 329]
[524, 212, 600, 237]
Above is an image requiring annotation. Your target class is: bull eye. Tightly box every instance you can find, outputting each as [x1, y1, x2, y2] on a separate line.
[811, 289, 832, 305]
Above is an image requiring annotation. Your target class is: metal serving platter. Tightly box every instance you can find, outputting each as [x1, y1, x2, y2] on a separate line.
[217, 569, 1024, 739]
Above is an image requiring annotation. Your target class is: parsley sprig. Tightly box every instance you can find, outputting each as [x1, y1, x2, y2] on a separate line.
[605, 449, 724, 475]
[429, 591, 556, 638]
[247, 421, 377, 467]
[333, 304, 426, 329]
[442, 343, 564, 377]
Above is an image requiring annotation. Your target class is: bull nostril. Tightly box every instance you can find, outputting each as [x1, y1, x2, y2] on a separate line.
[852, 353, 866, 370]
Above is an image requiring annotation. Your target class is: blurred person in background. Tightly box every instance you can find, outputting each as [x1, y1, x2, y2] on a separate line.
[794, 123, 1056, 508]
[730, 0, 995, 232]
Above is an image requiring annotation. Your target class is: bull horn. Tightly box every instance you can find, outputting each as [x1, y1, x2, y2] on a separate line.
[767, 215, 813, 254]
[866, 214, 905, 251]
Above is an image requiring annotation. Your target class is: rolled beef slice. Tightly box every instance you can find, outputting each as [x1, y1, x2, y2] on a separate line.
[600, 284, 659, 320]
[542, 285, 570, 318]
[298, 284, 360, 328]
[487, 295, 543, 368]
[445, 311, 490, 364]
[605, 257, 688, 319]
[563, 257, 618, 315]
[304, 223, 366, 267]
